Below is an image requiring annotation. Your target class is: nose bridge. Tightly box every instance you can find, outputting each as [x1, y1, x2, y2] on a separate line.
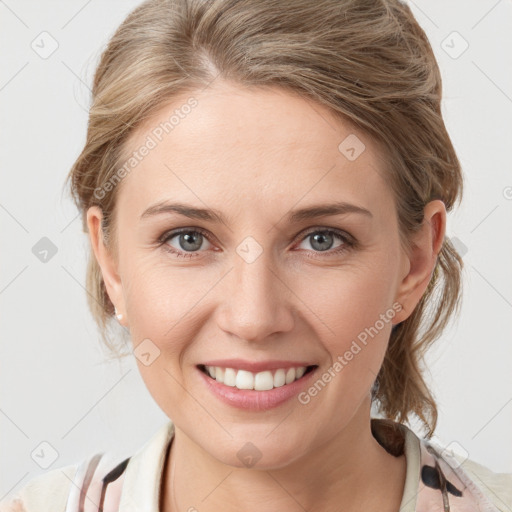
[217, 236, 293, 341]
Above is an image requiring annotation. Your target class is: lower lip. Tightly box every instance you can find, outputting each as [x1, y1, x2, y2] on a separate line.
[197, 366, 318, 411]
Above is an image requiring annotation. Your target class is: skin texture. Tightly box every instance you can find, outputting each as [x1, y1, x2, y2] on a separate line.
[87, 80, 446, 512]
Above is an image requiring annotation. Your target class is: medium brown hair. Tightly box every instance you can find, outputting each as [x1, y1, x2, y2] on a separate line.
[64, 0, 463, 437]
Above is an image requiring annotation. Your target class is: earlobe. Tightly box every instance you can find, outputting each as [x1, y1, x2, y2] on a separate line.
[86, 206, 127, 326]
[393, 200, 446, 325]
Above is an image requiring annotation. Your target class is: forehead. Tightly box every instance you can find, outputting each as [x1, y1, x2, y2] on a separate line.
[116, 81, 392, 219]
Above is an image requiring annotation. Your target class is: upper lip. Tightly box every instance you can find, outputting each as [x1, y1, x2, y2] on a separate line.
[198, 359, 317, 373]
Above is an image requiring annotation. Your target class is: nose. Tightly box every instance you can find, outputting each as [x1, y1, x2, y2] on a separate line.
[215, 242, 295, 343]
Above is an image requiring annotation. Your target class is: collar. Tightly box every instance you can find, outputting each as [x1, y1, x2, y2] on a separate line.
[117, 421, 176, 511]
[116, 418, 422, 511]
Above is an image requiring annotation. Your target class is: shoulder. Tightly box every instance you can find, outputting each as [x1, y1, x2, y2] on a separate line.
[0, 452, 130, 512]
[373, 418, 512, 512]
[0, 463, 78, 512]
[420, 437, 512, 512]
[455, 454, 512, 511]
[0, 421, 175, 512]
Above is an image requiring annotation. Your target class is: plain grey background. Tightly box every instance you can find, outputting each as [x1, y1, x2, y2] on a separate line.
[1, 0, 511, 498]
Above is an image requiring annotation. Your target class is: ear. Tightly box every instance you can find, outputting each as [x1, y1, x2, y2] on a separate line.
[86, 206, 128, 327]
[393, 199, 446, 324]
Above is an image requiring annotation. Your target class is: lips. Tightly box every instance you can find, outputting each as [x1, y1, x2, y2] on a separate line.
[197, 362, 319, 410]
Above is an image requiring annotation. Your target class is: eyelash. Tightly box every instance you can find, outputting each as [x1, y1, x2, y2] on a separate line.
[158, 227, 357, 260]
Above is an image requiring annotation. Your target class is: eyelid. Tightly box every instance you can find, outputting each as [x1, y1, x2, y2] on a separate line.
[292, 225, 355, 245]
[158, 226, 214, 245]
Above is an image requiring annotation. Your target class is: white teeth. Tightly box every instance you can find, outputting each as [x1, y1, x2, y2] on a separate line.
[215, 367, 224, 382]
[273, 369, 286, 387]
[254, 371, 274, 391]
[236, 370, 254, 390]
[223, 368, 236, 387]
[203, 365, 311, 390]
[295, 366, 306, 379]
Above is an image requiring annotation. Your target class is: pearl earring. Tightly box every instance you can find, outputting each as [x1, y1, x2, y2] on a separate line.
[114, 306, 123, 321]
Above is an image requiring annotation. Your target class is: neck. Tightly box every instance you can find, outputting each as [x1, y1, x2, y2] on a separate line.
[160, 397, 406, 512]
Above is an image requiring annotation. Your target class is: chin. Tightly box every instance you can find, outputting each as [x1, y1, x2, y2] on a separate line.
[208, 435, 305, 471]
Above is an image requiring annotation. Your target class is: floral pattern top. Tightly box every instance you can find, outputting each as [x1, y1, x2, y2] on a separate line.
[2, 418, 511, 512]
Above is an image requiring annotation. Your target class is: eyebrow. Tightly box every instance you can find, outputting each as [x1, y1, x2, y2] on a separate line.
[139, 200, 373, 224]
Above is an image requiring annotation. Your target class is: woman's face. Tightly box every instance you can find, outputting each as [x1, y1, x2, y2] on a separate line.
[90, 80, 422, 468]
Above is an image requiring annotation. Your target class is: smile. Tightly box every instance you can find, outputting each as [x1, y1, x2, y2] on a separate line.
[198, 364, 317, 391]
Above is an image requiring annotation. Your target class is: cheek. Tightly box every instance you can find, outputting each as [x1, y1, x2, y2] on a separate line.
[300, 259, 398, 339]
[123, 253, 214, 336]
[296, 257, 399, 389]
[295, 272, 396, 418]
[121, 258, 215, 400]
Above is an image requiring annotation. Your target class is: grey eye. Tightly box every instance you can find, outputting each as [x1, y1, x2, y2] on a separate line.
[167, 231, 212, 252]
[298, 231, 344, 252]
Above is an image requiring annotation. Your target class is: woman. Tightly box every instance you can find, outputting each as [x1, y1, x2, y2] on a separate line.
[2, 0, 510, 511]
